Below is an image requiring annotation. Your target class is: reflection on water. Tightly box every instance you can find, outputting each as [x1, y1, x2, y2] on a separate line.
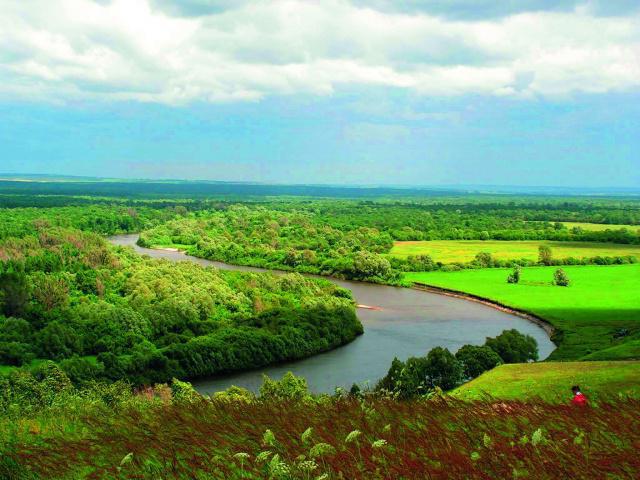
[109, 234, 555, 394]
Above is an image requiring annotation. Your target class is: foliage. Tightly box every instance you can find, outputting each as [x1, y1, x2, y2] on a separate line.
[485, 329, 539, 363]
[455, 345, 503, 379]
[553, 268, 570, 286]
[259, 372, 310, 402]
[506, 265, 521, 284]
[0, 229, 361, 384]
[538, 245, 554, 265]
[377, 347, 464, 398]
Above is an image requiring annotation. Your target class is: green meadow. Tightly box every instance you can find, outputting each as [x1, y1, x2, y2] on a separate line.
[452, 361, 640, 401]
[562, 221, 640, 232]
[405, 264, 640, 361]
[390, 239, 640, 263]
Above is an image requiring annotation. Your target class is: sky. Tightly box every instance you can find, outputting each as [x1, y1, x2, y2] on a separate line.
[1, 0, 639, 187]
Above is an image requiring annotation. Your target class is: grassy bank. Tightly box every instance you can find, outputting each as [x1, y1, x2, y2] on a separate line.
[391, 239, 640, 263]
[405, 264, 640, 360]
[452, 361, 640, 401]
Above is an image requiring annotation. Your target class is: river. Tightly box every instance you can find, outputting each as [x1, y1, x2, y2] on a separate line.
[109, 234, 555, 394]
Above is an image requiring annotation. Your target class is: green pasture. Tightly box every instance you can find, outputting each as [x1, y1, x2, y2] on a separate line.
[405, 264, 640, 360]
[390, 240, 640, 263]
[452, 361, 640, 402]
[562, 222, 640, 232]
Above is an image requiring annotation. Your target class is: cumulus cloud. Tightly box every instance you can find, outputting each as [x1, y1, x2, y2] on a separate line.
[0, 0, 639, 104]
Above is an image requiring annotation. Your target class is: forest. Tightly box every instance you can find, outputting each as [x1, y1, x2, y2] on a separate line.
[0, 224, 361, 385]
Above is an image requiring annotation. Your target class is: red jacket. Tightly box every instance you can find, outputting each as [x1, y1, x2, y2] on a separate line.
[572, 392, 587, 406]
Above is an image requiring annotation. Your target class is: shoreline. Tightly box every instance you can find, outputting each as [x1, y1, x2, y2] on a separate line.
[410, 282, 556, 338]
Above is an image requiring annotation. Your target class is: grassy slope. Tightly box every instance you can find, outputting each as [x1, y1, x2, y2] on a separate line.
[390, 239, 640, 263]
[405, 264, 640, 360]
[452, 361, 640, 401]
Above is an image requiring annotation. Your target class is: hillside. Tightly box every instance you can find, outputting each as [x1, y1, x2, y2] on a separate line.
[452, 361, 640, 401]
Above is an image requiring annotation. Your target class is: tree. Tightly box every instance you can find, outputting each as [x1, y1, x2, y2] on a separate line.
[0, 270, 30, 318]
[538, 245, 553, 266]
[507, 266, 521, 284]
[455, 344, 502, 379]
[422, 347, 464, 391]
[352, 251, 392, 279]
[376, 348, 464, 398]
[485, 329, 538, 363]
[553, 268, 570, 286]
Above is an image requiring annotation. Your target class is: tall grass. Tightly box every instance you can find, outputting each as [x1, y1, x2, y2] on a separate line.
[4, 395, 640, 479]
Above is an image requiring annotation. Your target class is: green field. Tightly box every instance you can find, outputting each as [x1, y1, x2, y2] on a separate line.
[452, 361, 640, 401]
[405, 264, 640, 360]
[563, 222, 640, 232]
[390, 240, 640, 263]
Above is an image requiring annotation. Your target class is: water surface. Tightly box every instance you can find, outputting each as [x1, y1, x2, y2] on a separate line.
[109, 234, 555, 394]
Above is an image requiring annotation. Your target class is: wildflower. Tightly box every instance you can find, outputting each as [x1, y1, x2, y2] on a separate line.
[263, 429, 276, 447]
[119, 452, 134, 466]
[301, 427, 313, 444]
[234, 452, 250, 461]
[256, 450, 273, 463]
[371, 439, 387, 449]
[483, 433, 492, 448]
[298, 460, 318, 473]
[309, 442, 336, 458]
[345, 429, 362, 444]
[269, 454, 290, 478]
[531, 428, 544, 446]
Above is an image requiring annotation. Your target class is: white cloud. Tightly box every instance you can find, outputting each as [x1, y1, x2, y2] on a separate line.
[0, 0, 639, 104]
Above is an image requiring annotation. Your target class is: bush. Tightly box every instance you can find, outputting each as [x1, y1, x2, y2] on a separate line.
[259, 372, 310, 401]
[506, 266, 521, 284]
[485, 329, 538, 363]
[455, 345, 502, 379]
[553, 268, 570, 286]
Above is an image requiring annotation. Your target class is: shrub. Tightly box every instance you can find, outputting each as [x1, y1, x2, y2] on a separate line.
[259, 372, 310, 401]
[474, 252, 493, 268]
[554, 268, 570, 286]
[506, 266, 521, 284]
[485, 329, 538, 363]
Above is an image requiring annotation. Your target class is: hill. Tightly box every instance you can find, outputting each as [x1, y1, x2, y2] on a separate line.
[452, 361, 640, 402]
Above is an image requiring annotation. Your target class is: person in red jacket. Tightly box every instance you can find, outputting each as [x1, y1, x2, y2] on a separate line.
[571, 385, 588, 406]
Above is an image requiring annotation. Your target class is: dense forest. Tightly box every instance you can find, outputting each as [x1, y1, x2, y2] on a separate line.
[0, 227, 360, 385]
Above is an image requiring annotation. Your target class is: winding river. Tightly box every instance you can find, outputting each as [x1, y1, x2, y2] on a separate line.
[109, 234, 555, 394]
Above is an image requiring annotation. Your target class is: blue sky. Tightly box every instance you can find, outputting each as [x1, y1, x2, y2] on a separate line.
[1, 0, 639, 186]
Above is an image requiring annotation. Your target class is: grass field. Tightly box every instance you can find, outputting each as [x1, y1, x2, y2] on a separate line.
[562, 222, 640, 232]
[452, 361, 640, 401]
[404, 264, 640, 360]
[390, 240, 640, 263]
